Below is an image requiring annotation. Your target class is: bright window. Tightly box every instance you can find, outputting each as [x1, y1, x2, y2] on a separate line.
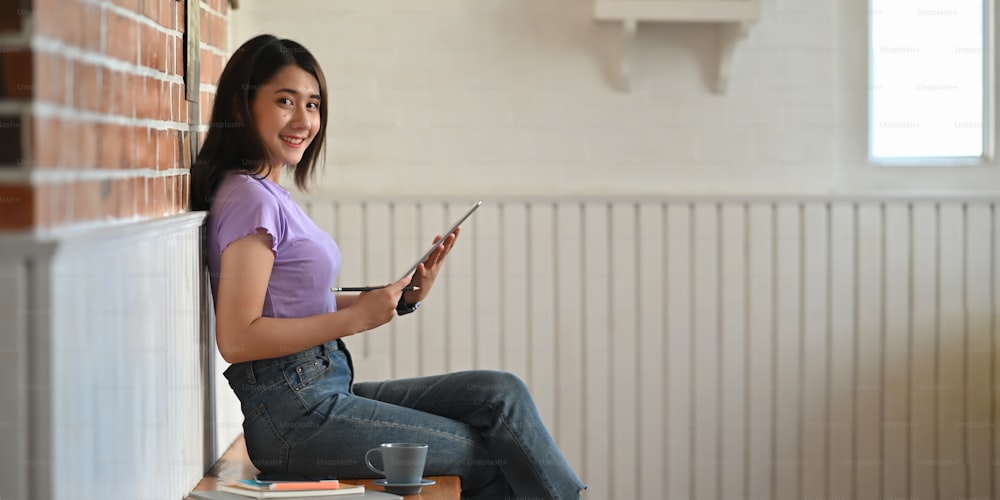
[869, 0, 990, 163]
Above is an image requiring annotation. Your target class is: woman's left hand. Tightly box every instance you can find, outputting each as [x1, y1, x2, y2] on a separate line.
[404, 228, 461, 305]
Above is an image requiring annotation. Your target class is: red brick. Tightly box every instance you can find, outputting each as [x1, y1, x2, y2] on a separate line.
[98, 123, 121, 169]
[31, 0, 60, 40]
[76, 120, 97, 169]
[1, 48, 33, 99]
[80, 2, 103, 53]
[0, 184, 34, 229]
[159, 0, 172, 30]
[114, 179, 128, 219]
[49, 182, 70, 227]
[72, 61, 100, 112]
[0, 0, 26, 32]
[33, 184, 52, 228]
[142, 127, 157, 168]
[160, 79, 171, 120]
[57, 120, 83, 167]
[0, 114, 23, 166]
[34, 2, 70, 43]
[133, 177, 146, 216]
[156, 30, 168, 73]
[32, 116, 60, 168]
[107, 10, 138, 64]
[155, 128, 167, 170]
[139, 23, 153, 69]
[112, 0, 141, 14]
[70, 181, 95, 223]
[62, 0, 84, 47]
[143, 0, 160, 24]
[151, 175, 165, 215]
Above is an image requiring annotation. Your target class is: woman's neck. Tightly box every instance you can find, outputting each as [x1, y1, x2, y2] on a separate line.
[262, 164, 282, 184]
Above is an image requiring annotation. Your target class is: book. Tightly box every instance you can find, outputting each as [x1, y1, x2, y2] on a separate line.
[241, 479, 341, 491]
[188, 490, 401, 500]
[219, 480, 365, 498]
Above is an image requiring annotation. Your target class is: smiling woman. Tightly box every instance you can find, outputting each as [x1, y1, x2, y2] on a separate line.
[187, 35, 586, 500]
[189, 34, 328, 211]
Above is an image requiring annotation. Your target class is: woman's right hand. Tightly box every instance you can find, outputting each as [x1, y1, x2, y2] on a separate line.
[349, 275, 412, 334]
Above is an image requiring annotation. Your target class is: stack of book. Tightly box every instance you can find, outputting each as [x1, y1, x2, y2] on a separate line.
[219, 479, 365, 498]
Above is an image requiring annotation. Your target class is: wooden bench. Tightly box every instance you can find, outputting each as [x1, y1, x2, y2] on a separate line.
[187, 434, 461, 499]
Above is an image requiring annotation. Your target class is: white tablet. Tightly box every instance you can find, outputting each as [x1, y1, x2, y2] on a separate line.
[398, 200, 482, 281]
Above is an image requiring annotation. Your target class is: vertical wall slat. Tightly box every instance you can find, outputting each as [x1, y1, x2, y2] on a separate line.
[582, 203, 612, 499]
[333, 203, 369, 375]
[555, 203, 585, 472]
[911, 203, 938, 496]
[391, 202, 421, 379]
[692, 204, 720, 500]
[637, 202, 666, 499]
[938, 203, 967, 498]
[853, 203, 884, 498]
[0, 260, 27, 500]
[746, 203, 774, 500]
[364, 203, 393, 375]
[719, 203, 747, 500]
[445, 202, 476, 373]
[500, 203, 529, 377]
[665, 203, 693, 500]
[774, 204, 802, 500]
[882, 203, 911, 499]
[527, 205, 557, 433]
[856, 204, 884, 498]
[828, 203, 856, 500]
[965, 203, 992, 498]
[610, 202, 638, 500]
[418, 204, 448, 375]
[473, 203, 503, 370]
[993, 203, 1000, 500]
[801, 203, 829, 499]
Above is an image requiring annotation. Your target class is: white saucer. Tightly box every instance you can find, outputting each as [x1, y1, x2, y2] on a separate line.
[373, 478, 436, 495]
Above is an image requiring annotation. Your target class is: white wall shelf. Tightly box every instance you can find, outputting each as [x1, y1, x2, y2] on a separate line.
[594, 0, 761, 92]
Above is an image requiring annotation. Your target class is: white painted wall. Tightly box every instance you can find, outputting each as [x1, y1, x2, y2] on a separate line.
[231, 0, 999, 199]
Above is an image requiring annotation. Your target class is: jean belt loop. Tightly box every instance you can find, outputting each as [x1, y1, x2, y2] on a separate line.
[245, 361, 257, 384]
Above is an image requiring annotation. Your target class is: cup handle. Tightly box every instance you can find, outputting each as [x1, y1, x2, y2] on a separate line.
[364, 448, 384, 475]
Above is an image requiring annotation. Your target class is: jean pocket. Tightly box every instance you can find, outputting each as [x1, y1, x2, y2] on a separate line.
[284, 354, 331, 392]
[243, 403, 290, 472]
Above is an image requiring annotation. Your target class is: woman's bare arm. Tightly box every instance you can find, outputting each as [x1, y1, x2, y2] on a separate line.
[215, 230, 406, 364]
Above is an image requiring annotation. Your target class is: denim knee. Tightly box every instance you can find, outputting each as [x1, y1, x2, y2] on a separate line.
[467, 370, 530, 400]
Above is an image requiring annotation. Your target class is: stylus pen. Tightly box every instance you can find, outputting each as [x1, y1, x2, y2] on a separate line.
[331, 285, 420, 292]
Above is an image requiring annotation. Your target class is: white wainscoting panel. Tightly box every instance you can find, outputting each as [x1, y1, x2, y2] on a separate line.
[301, 197, 1000, 500]
[0, 213, 209, 500]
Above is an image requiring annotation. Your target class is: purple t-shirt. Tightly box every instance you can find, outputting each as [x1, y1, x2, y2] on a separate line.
[206, 172, 341, 318]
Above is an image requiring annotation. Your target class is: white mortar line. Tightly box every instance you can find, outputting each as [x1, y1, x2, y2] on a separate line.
[0, 168, 190, 184]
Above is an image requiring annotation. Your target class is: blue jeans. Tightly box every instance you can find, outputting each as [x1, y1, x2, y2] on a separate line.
[223, 339, 586, 499]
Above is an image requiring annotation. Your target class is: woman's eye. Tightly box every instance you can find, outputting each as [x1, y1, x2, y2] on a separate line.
[278, 97, 292, 105]
[307, 102, 320, 110]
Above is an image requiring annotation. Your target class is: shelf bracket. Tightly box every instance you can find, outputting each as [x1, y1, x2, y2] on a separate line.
[594, 0, 761, 93]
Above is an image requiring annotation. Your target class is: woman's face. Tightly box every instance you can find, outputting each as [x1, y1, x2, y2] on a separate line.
[251, 64, 322, 169]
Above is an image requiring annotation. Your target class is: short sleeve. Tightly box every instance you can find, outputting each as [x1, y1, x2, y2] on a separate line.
[212, 180, 284, 255]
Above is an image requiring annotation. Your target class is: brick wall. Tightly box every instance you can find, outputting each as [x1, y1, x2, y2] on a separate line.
[0, 0, 228, 232]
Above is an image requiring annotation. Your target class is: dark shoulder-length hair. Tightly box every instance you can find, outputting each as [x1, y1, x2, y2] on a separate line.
[189, 34, 328, 211]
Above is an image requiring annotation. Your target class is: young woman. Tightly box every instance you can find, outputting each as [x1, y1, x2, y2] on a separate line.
[190, 34, 586, 499]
